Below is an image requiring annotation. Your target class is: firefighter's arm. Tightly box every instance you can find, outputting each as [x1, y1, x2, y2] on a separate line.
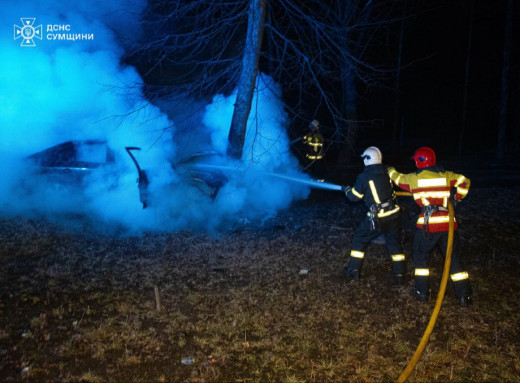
[450, 172, 471, 201]
[344, 177, 364, 202]
[387, 167, 412, 192]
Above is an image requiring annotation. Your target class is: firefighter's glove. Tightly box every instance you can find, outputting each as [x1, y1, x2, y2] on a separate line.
[449, 188, 459, 207]
[341, 185, 351, 195]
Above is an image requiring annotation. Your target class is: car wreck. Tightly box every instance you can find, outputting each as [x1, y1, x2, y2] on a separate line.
[26, 140, 228, 209]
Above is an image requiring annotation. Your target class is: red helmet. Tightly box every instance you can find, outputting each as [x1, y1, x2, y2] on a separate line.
[412, 147, 436, 169]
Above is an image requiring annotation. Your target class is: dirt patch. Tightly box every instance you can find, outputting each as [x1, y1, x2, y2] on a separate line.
[1, 187, 519, 382]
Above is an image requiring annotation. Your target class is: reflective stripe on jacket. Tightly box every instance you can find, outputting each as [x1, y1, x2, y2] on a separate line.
[346, 164, 400, 219]
[303, 132, 324, 160]
[387, 166, 470, 232]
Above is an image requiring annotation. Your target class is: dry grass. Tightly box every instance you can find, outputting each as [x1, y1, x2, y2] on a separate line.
[1, 187, 520, 382]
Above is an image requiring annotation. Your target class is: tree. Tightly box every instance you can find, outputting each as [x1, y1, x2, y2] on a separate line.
[391, 0, 406, 152]
[458, 0, 474, 158]
[227, 0, 266, 159]
[262, 0, 399, 158]
[497, 0, 513, 164]
[127, 0, 402, 160]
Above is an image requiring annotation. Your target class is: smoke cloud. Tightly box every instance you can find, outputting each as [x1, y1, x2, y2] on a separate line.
[1, 1, 310, 235]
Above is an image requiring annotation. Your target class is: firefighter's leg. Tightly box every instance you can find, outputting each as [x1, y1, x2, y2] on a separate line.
[439, 232, 473, 306]
[382, 217, 406, 284]
[343, 218, 374, 280]
[343, 250, 363, 280]
[411, 229, 438, 301]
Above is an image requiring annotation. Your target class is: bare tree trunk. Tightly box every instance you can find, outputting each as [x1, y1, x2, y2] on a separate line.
[339, 0, 357, 121]
[391, 1, 407, 153]
[227, 0, 267, 159]
[514, 74, 520, 146]
[342, 74, 357, 121]
[458, 0, 474, 157]
[497, 0, 513, 164]
[336, 0, 357, 165]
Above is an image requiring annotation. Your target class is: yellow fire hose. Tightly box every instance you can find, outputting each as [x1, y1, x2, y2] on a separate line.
[394, 191, 455, 383]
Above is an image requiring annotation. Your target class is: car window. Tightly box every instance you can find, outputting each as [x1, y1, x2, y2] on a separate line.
[77, 142, 108, 164]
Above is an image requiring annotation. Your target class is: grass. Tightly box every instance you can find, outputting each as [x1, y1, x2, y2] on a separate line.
[1, 187, 520, 382]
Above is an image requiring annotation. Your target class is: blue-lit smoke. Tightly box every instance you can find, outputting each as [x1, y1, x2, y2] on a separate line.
[0, 1, 312, 234]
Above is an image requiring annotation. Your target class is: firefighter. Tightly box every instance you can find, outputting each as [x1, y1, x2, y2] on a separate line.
[302, 119, 324, 162]
[387, 147, 473, 307]
[341, 146, 407, 285]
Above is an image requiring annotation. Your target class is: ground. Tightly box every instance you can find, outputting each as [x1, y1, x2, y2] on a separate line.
[1, 186, 519, 382]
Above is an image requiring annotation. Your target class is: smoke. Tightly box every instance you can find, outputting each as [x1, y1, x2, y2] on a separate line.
[1, 1, 310, 235]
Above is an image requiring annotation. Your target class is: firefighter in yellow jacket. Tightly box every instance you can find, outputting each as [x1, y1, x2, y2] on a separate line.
[302, 120, 324, 162]
[387, 147, 473, 307]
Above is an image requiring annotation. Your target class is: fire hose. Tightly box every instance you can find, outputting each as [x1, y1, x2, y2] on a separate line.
[394, 191, 455, 383]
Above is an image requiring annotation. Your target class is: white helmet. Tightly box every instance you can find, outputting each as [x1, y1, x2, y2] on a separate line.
[309, 119, 320, 129]
[361, 146, 382, 166]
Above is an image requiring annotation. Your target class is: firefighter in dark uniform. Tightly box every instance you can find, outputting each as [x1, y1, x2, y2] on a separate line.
[387, 147, 473, 307]
[341, 146, 407, 285]
[303, 120, 324, 162]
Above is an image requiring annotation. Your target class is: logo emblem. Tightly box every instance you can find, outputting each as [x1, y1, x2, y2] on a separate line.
[14, 18, 42, 47]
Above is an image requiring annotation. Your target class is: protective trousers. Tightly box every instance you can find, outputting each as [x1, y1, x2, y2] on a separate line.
[412, 229, 472, 298]
[347, 214, 406, 277]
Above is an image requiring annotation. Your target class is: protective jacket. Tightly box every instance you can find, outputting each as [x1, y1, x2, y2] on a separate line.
[387, 166, 470, 232]
[346, 164, 400, 220]
[303, 131, 324, 160]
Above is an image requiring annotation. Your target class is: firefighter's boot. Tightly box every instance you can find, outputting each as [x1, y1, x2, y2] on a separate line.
[410, 288, 430, 302]
[394, 274, 405, 286]
[391, 254, 406, 286]
[342, 254, 363, 281]
[458, 296, 473, 307]
[342, 267, 360, 281]
[411, 271, 430, 302]
[452, 275, 473, 307]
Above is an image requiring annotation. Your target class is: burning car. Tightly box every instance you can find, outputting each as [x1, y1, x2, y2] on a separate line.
[26, 140, 228, 208]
